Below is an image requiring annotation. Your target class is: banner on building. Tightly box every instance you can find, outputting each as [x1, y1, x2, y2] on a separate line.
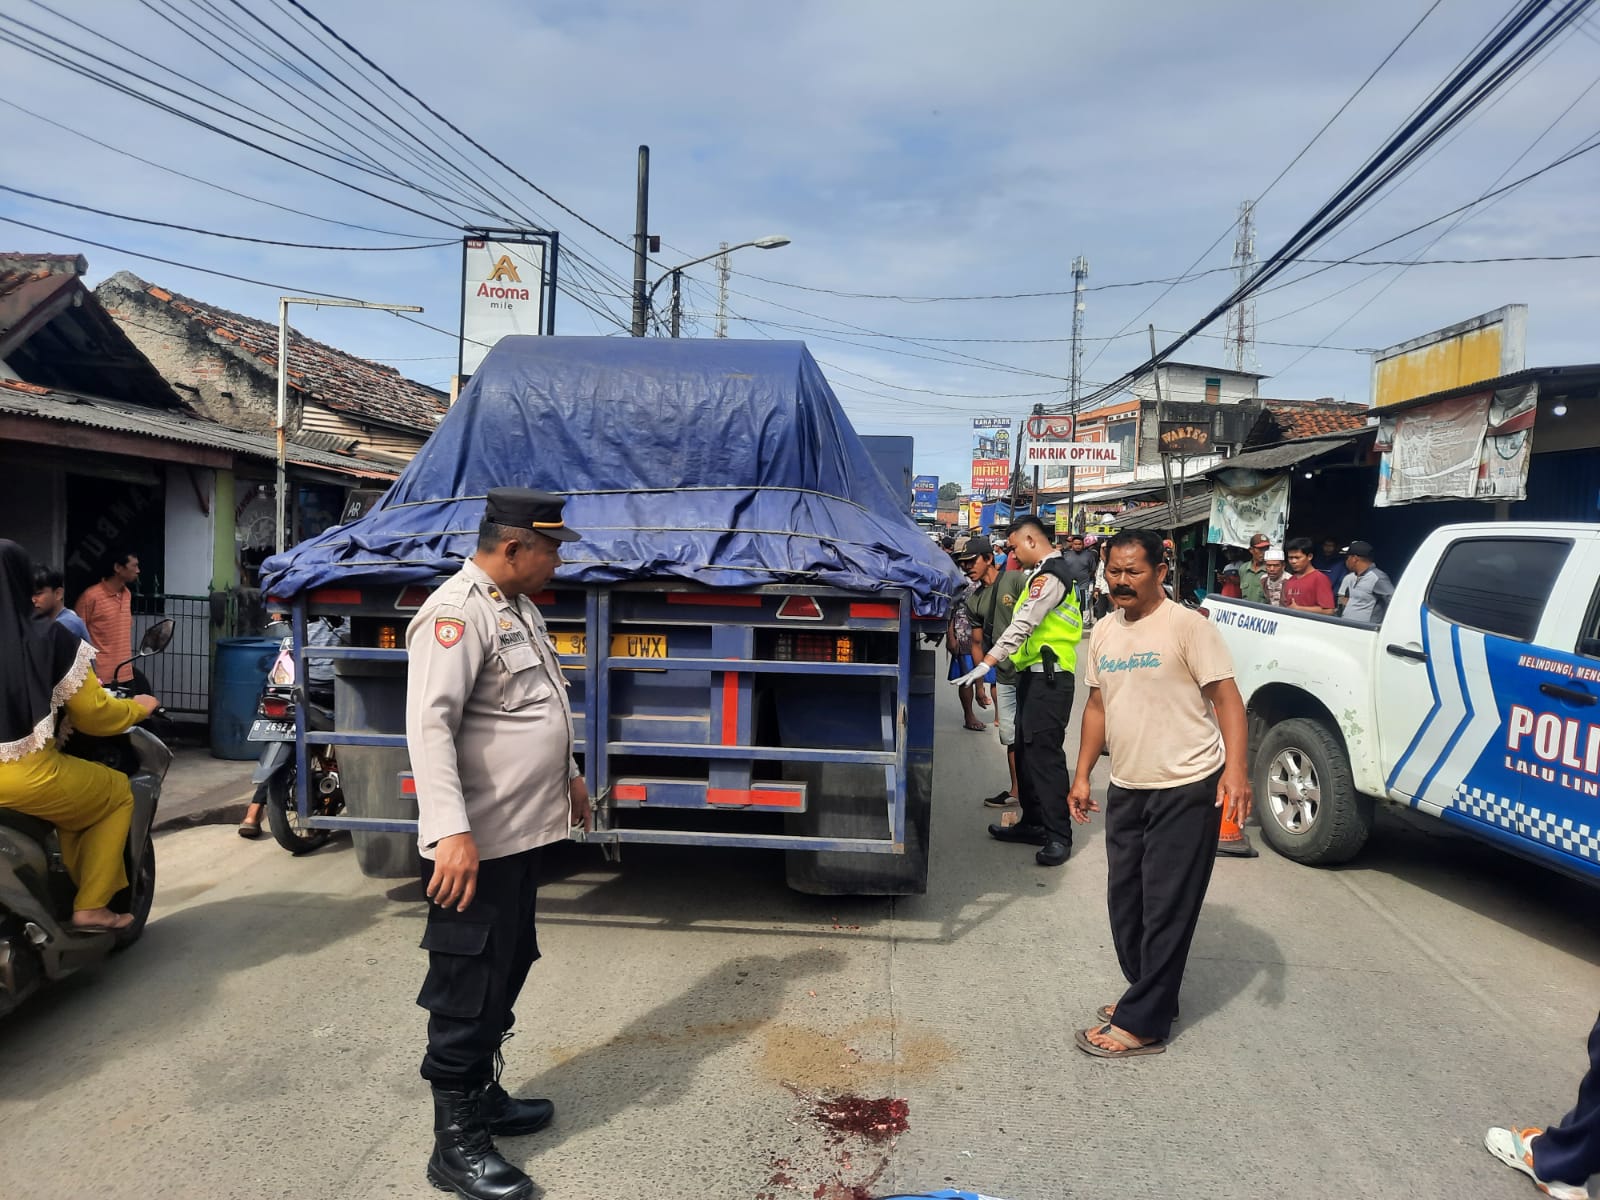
[957, 502, 970, 529]
[1207, 471, 1290, 548]
[971, 417, 1012, 493]
[1373, 382, 1537, 507]
[912, 474, 939, 517]
[461, 234, 554, 376]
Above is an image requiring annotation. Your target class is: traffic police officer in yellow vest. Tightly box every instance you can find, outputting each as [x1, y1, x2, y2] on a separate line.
[952, 513, 1082, 867]
[405, 487, 588, 1200]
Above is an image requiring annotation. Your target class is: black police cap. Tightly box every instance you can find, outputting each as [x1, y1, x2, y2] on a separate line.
[484, 487, 580, 542]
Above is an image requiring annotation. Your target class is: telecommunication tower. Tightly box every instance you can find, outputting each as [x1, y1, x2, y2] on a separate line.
[714, 242, 731, 338]
[1224, 200, 1258, 374]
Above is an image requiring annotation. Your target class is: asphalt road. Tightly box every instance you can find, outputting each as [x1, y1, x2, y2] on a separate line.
[2, 682, 1596, 1200]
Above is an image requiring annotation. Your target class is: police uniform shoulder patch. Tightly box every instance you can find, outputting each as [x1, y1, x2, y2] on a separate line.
[1002, 593, 1018, 609]
[434, 617, 467, 648]
[1028, 576, 1047, 600]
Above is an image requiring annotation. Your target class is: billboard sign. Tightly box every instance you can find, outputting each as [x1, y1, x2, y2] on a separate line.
[912, 474, 939, 517]
[462, 237, 549, 375]
[971, 417, 1012, 493]
[1158, 420, 1213, 456]
[1024, 441, 1122, 468]
[1371, 304, 1526, 410]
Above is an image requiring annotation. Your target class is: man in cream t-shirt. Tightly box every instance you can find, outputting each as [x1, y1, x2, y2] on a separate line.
[1067, 528, 1251, 1059]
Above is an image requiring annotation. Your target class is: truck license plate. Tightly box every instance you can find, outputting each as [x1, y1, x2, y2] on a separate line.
[551, 632, 668, 659]
[248, 719, 294, 741]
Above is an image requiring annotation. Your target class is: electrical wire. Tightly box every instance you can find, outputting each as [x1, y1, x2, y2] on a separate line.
[0, 185, 457, 251]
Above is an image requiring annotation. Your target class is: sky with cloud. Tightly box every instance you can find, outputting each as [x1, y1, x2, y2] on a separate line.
[3, 0, 1597, 488]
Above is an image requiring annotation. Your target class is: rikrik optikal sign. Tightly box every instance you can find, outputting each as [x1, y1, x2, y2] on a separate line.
[1023, 442, 1121, 467]
[462, 239, 545, 374]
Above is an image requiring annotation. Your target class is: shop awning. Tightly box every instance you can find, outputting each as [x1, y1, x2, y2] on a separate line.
[1109, 490, 1213, 530]
[1203, 431, 1369, 475]
[0, 382, 400, 481]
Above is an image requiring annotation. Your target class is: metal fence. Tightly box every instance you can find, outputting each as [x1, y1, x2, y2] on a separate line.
[133, 593, 215, 715]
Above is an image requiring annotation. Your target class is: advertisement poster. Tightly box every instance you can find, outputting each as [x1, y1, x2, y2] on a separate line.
[462, 238, 546, 374]
[912, 474, 939, 517]
[971, 417, 1011, 494]
[957, 502, 970, 529]
[1208, 471, 1290, 548]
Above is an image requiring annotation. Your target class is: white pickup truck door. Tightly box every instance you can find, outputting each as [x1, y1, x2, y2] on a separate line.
[1378, 532, 1600, 881]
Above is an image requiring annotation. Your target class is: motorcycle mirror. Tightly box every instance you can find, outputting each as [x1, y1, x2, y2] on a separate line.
[139, 618, 176, 654]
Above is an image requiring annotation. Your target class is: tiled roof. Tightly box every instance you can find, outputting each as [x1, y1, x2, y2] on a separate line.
[0, 253, 86, 302]
[102, 272, 448, 435]
[1261, 398, 1371, 440]
[0, 378, 399, 480]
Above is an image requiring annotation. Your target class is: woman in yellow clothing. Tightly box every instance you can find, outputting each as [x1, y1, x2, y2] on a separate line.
[0, 541, 158, 932]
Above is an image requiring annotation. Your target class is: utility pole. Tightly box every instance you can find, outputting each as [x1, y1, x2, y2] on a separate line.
[715, 242, 731, 338]
[630, 145, 650, 336]
[1066, 255, 1088, 536]
[669, 271, 683, 338]
[1151, 324, 1183, 603]
[1224, 200, 1257, 373]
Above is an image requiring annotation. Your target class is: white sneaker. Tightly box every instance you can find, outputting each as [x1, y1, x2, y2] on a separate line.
[1485, 1127, 1591, 1200]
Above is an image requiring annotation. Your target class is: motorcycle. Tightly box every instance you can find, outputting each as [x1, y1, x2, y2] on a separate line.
[247, 621, 344, 855]
[0, 619, 174, 1019]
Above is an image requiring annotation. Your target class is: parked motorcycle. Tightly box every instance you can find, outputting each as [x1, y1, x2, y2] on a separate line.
[247, 621, 344, 855]
[0, 619, 174, 1019]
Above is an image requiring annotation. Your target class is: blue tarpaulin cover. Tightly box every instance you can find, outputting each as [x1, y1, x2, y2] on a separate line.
[262, 337, 962, 616]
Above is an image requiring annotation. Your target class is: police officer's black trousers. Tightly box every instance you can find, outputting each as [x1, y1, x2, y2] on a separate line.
[417, 846, 542, 1088]
[1015, 669, 1075, 842]
[1103, 770, 1222, 1042]
[1533, 1008, 1600, 1186]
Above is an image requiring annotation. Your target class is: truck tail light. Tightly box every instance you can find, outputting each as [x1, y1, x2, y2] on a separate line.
[776, 633, 855, 662]
[377, 624, 398, 648]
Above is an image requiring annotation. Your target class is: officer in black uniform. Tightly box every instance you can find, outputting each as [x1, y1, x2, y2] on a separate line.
[952, 514, 1083, 866]
[405, 487, 586, 1200]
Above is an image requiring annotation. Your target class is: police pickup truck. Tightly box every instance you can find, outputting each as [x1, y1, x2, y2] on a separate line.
[1203, 522, 1600, 885]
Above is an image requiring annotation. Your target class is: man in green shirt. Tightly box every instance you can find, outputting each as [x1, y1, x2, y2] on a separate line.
[957, 536, 1027, 810]
[1238, 533, 1271, 603]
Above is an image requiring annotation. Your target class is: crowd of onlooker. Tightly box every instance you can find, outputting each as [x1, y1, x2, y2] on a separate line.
[1208, 533, 1394, 622]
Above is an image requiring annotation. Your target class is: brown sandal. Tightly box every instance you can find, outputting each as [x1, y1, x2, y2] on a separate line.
[1075, 1023, 1165, 1059]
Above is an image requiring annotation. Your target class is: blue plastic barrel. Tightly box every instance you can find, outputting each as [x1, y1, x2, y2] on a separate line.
[209, 636, 280, 760]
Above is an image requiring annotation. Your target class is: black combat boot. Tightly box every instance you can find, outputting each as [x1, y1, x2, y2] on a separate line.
[481, 1031, 555, 1138]
[426, 1085, 534, 1200]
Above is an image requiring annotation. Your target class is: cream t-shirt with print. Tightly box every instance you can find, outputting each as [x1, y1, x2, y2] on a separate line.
[1082, 599, 1235, 789]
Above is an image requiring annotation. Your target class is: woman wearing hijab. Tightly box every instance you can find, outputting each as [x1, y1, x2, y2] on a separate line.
[0, 540, 158, 932]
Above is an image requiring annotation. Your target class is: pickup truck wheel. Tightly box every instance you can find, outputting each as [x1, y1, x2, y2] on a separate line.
[1254, 717, 1372, 865]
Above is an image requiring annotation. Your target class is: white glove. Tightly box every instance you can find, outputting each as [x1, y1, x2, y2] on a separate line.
[950, 661, 991, 688]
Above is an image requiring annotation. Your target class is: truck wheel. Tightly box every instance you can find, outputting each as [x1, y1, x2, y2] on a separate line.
[783, 759, 933, 896]
[1254, 717, 1372, 865]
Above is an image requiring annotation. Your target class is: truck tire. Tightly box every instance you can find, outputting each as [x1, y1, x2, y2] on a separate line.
[783, 758, 933, 896]
[1254, 717, 1373, 865]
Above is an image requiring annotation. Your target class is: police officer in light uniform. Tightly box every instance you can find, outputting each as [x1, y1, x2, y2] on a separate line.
[952, 513, 1082, 867]
[405, 487, 588, 1200]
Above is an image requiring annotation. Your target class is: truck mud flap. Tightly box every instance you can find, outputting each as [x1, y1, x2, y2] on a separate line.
[782, 757, 932, 896]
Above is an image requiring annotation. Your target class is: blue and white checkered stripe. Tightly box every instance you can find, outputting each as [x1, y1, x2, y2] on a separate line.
[1453, 784, 1600, 863]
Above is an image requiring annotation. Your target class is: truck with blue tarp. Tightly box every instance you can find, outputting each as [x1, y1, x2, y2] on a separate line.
[260, 338, 963, 894]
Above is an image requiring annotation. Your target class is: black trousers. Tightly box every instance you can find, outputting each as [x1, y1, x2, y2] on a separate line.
[1534, 1008, 1600, 1186]
[1104, 769, 1223, 1040]
[1015, 669, 1075, 842]
[417, 846, 543, 1088]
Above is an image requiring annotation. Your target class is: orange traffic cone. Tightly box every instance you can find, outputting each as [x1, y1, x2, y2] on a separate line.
[1216, 805, 1258, 858]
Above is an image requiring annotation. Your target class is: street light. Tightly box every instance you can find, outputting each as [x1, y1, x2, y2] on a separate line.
[276, 296, 423, 554]
[646, 235, 791, 337]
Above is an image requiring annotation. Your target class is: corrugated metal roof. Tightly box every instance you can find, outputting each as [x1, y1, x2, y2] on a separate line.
[0, 381, 398, 480]
[1108, 491, 1213, 530]
[1203, 431, 1368, 475]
